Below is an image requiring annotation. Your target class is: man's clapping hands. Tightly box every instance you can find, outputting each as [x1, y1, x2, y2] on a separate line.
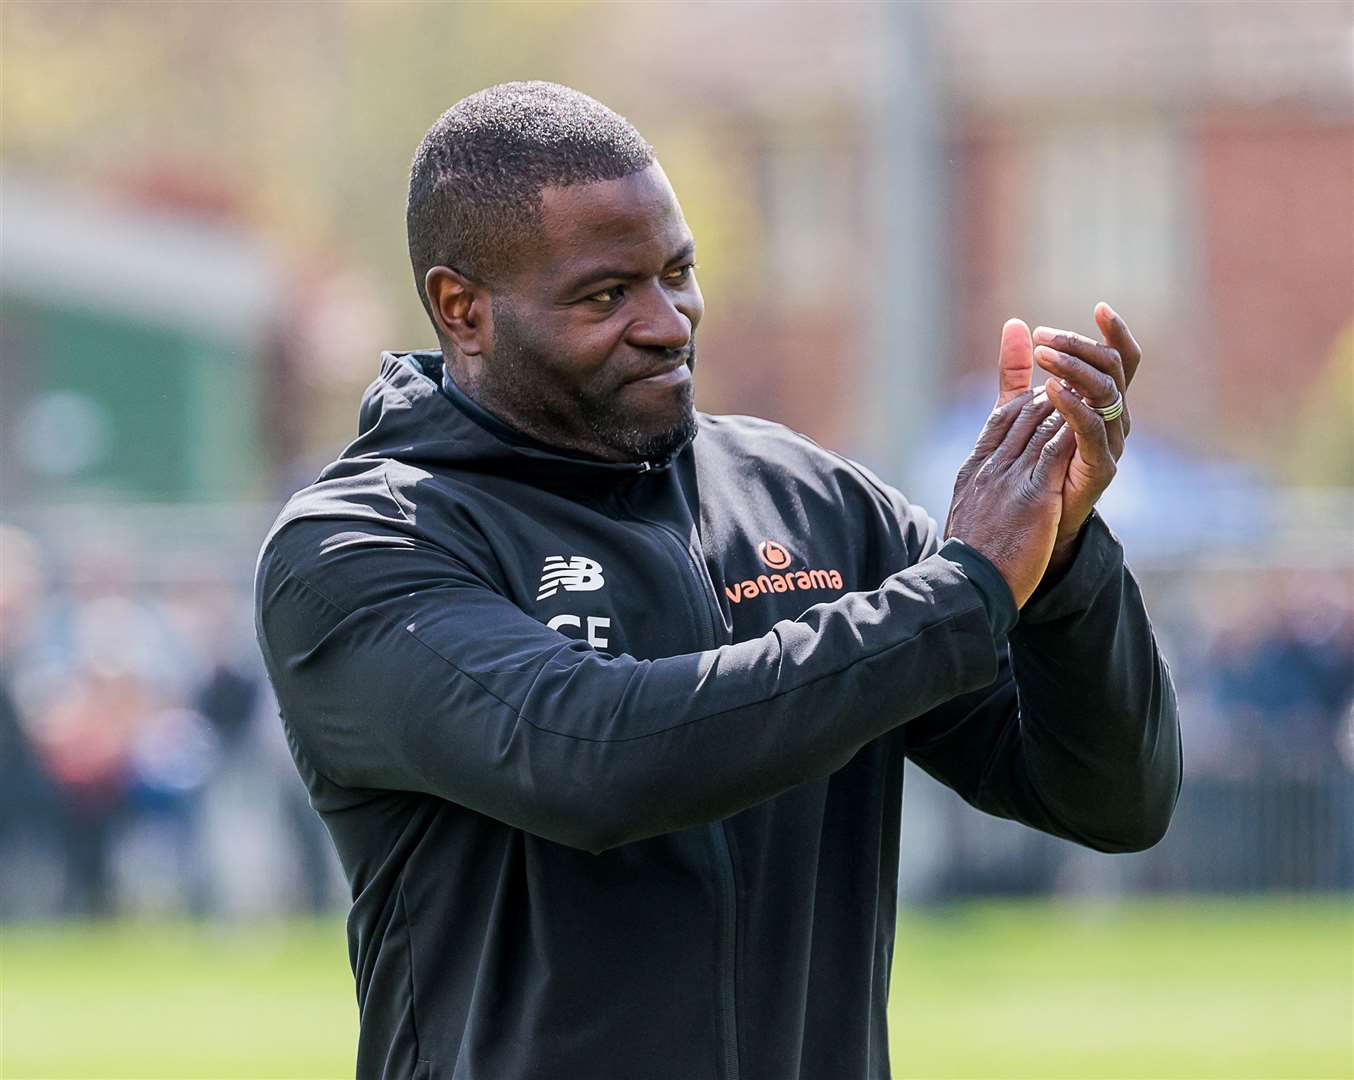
[945, 304, 1142, 607]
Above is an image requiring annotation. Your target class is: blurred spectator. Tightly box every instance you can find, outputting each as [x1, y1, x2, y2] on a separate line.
[32, 670, 142, 916]
[0, 526, 62, 917]
[1208, 573, 1354, 764]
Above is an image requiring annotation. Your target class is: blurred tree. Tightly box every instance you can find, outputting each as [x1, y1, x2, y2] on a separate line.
[3, 0, 752, 457]
[1284, 323, 1354, 487]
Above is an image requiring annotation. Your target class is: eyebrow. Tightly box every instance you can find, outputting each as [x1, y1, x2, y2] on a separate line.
[563, 240, 697, 295]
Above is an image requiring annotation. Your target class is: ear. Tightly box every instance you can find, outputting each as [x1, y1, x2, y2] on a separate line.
[425, 266, 492, 358]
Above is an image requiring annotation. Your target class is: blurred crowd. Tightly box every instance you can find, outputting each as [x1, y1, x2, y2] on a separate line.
[1, 520, 1351, 920]
[0, 523, 340, 920]
[1148, 564, 1354, 776]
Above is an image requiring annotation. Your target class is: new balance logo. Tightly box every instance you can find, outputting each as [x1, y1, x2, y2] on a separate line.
[536, 556, 606, 600]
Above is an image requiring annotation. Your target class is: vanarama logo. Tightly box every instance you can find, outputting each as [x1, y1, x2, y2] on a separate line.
[757, 540, 791, 569]
[725, 539, 843, 605]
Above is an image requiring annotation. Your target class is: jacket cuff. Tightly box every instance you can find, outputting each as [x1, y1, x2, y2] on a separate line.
[936, 538, 1018, 640]
[1019, 509, 1120, 624]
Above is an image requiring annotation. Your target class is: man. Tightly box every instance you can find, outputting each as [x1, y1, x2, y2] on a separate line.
[255, 82, 1180, 1080]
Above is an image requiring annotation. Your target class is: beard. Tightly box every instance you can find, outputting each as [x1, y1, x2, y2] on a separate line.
[577, 373, 698, 462]
[480, 297, 698, 463]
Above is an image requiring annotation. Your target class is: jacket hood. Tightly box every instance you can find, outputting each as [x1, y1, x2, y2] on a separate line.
[331, 350, 697, 492]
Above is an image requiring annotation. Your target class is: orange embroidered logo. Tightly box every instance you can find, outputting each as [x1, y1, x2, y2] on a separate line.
[757, 539, 792, 569]
[726, 541, 844, 605]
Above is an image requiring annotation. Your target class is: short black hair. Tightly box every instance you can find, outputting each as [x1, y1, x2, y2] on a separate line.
[407, 81, 655, 325]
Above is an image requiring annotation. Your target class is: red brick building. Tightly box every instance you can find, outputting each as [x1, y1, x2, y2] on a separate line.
[603, 1, 1352, 480]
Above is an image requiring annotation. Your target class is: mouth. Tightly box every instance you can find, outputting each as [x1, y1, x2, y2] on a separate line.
[623, 357, 692, 388]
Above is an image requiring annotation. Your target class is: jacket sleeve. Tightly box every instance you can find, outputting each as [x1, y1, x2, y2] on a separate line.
[898, 508, 1183, 853]
[255, 515, 1009, 854]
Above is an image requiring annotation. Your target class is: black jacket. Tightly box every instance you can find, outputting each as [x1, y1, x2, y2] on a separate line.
[254, 351, 1181, 1080]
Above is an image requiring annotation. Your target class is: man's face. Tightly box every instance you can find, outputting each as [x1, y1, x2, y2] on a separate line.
[476, 163, 704, 463]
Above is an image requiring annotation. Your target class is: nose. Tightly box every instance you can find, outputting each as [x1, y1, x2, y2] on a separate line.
[627, 284, 693, 351]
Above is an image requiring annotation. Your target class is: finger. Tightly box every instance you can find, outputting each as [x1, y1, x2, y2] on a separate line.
[1046, 377, 1115, 469]
[972, 388, 1039, 459]
[948, 391, 1042, 531]
[1094, 302, 1142, 388]
[996, 318, 1034, 407]
[987, 390, 1056, 469]
[1036, 346, 1127, 457]
[1031, 422, 1077, 492]
[1031, 327, 1125, 394]
[1092, 304, 1136, 441]
[952, 389, 1042, 495]
[1034, 346, 1120, 408]
[1021, 408, 1066, 460]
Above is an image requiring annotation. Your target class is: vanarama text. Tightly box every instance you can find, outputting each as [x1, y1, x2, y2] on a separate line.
[725, 568, 844, 604]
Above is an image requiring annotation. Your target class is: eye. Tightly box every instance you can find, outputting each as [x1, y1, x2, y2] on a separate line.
[664, 263, 698, 284]
[585, 284, 624, 304]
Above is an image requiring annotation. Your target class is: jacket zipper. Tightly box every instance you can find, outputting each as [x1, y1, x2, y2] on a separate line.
[708, 817, 740, 1080]
[619, 475, 741, 1080]
[650, 519, 740, 1080]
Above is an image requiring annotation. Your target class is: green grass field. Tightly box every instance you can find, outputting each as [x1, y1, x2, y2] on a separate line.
[2, 898, 1350, 1079]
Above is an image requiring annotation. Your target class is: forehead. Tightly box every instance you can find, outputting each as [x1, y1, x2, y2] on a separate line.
[530, 163, 690, 274]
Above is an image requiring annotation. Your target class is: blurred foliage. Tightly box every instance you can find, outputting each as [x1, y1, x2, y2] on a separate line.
[1286, 323, 1354, 487]
[1, 1, 748, 350]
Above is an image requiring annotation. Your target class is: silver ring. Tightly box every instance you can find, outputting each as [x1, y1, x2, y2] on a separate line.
[1092, 389, 1124, 422]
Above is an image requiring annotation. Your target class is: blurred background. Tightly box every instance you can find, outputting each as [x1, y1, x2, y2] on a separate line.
[2, 2, 1351, 1077]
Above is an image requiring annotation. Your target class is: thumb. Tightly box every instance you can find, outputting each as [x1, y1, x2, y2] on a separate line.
[996, 318, 1034, 406]
[1032, 422, 1076, 491]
